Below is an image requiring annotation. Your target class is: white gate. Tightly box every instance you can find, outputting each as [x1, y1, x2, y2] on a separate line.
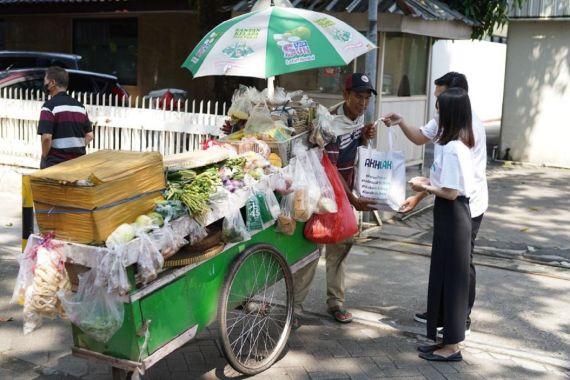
[0, 88, 227, 169]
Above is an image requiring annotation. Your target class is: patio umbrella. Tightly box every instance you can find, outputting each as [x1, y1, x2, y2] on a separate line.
[182, 4, 376, 79]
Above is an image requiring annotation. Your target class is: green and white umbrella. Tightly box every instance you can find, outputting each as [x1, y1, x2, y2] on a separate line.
[182, 5, 376, 79]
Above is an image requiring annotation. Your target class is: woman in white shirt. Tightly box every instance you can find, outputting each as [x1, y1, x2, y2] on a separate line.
[409, 88, 475, 362]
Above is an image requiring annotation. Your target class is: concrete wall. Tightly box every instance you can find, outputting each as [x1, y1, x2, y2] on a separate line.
[429, 39, 507, 123]
[2, 13, 218, 100]
[501, 20, 570, 167]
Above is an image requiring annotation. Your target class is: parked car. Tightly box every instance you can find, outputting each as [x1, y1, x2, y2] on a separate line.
[0, 68, 129, 101]
[145, 88, 187, 110]
[0, 50, 81, 70]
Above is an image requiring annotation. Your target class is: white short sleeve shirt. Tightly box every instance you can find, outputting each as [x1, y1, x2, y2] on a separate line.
[421, 113, 488, 217]
[430, 140, 475, 199]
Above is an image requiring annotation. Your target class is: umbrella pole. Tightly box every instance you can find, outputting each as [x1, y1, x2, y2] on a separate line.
[267, 76, 275, 100]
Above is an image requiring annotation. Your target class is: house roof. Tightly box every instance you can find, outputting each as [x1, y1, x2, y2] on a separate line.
[230, 0, 477, 26]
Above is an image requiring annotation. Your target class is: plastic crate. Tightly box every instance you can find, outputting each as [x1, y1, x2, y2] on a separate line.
[224, 131, 309, 166]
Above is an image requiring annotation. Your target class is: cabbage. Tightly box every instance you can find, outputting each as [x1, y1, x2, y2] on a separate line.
[105, 223, 135, 248]
[146, 212, 164, 227]
[133, 215, 154, 233]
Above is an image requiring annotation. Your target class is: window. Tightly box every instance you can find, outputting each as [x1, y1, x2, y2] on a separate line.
[278, 57, 364, 95]
[382, 33, 429, 97]
[73, 18, 138, 85]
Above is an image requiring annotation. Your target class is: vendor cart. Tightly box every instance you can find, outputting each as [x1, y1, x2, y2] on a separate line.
[27, 212, 318, 379]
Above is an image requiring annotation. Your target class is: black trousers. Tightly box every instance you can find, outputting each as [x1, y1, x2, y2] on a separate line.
[427, 196, 471, 344]
[467, 213, 484, 325]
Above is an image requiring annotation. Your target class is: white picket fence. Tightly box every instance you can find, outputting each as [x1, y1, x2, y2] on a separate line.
[0, 88, 227, 169]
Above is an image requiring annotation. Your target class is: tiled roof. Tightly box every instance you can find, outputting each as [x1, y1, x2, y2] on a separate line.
[230, 0, 477, 26]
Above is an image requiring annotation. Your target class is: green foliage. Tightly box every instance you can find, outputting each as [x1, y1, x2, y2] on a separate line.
[441, 0, 525, 40]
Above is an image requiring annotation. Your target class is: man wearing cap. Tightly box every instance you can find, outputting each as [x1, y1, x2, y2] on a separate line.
[293, 73, 378, 327]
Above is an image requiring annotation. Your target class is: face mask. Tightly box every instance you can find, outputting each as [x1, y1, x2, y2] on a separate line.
[43, 82, 51, 96]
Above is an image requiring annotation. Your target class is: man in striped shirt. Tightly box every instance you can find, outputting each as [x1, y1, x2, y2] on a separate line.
[38, 66, 93, 169]
[293, 73, 377, 327]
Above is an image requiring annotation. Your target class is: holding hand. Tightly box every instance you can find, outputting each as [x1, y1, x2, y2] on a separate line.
[350, 195, 377, 212]
[381, 113, 403, 127]
[362, 122, 376, 140]
[408, 176, 430, 193]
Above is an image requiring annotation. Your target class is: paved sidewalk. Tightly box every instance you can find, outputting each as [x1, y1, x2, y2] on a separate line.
[1, 162, 570, 379]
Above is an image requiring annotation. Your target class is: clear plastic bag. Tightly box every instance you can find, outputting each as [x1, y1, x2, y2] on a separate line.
[290, 155, 320, 221]
[244, 104, 274, 137]
[11, 240, 36, 305]
[96, 248, 130, 296]
[307, 148, 338, 214]
[188, 217, 208, 245]
[276, 193, 296, 236]
[264, 188, 281, 219]
[228, 85, 253, 120]
[152, 220, 188, 259]
[155, 200, 187, 223]
[309, 104, 336, 148]
[58, 269, 124, 343]
[136, 234, 164, 285]
[222, 205, 251, 243]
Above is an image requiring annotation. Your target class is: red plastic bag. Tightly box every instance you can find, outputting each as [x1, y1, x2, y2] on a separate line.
[304, 153, 358, 243]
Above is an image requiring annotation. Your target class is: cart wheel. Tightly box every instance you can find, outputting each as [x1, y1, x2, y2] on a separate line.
[218, 244, 294, 375]
[111, 368, 140, 380]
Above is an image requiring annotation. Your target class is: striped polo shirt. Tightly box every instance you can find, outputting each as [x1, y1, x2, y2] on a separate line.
[325, 103, 365, 191]
[37, 92, 92, 160]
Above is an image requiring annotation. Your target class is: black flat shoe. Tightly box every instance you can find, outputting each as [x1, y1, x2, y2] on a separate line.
[417, 344, 442, 353]
[418, 351, 463, 362]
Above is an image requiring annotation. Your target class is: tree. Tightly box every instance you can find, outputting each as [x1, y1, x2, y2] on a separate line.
[441, 0, 525, 39]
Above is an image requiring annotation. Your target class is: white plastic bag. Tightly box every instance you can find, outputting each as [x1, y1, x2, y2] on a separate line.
[354, 129, 406, 211]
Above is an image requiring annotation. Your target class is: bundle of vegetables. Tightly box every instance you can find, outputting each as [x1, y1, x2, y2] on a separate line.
[166, 167, 221, 223]
[221, 157, 246, 193]
[242, 151, 271, 180]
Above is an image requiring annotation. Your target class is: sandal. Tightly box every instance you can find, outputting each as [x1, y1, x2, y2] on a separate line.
[328, 307, 353, 323]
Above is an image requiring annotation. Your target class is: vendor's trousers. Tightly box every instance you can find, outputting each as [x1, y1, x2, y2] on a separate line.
[293, 239, 353, 314]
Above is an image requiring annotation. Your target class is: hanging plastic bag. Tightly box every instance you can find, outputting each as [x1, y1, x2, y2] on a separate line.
[136, 234, 164, 285]
[245, 192, 263, 231]
[255, 191, 274, 223]
[96, 248, 130, 296]
[58, 269, 124, 343]
[310, 104, 336, 148]
[152, 220, 188, 259]
[276, 193, 296, 236]
[290, 155, 320, 221]
[227, 85, 252, 120]
[304, 153, 358, 244]
[222, 205, 251, 243]
[187, 217, 208, 245]
[264, 188, 281, 219]
[307, 148, 337, 214]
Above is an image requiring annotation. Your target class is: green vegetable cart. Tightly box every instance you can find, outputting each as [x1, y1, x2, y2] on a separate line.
[65, 219, 318, 379]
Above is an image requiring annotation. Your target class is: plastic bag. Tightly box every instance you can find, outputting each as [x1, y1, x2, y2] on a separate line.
[304, 153, 358, 244]
[222, 205, 251, 243]
[246, 193, 263, 231]
[244, 104, 274, 137]
[152, 220, 188, 259]
[136, 234, 164, 285]
[290, 155, 320, 221]
[276, 193, 296, 236]
[228, 85, 252, 120]
[96, 248, 130, 296]
[58, 269, 124, 343]
[310, 104, 336, 148]
[11, 240, 36, 305]
[307, 148, 337, 214]
[155, 200, 187, 223]
[264, 188, 281, 219]
[188, 217, 208, 245]
[255, 191, 274, 223]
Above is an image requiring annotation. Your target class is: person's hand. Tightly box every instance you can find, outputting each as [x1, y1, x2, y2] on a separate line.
[362, 122, 376, 140]
[408, 176, 429, 193]
[399, 195, 421, 213]
[350, 195, 377, 211]
[381, 113, 403, 127]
